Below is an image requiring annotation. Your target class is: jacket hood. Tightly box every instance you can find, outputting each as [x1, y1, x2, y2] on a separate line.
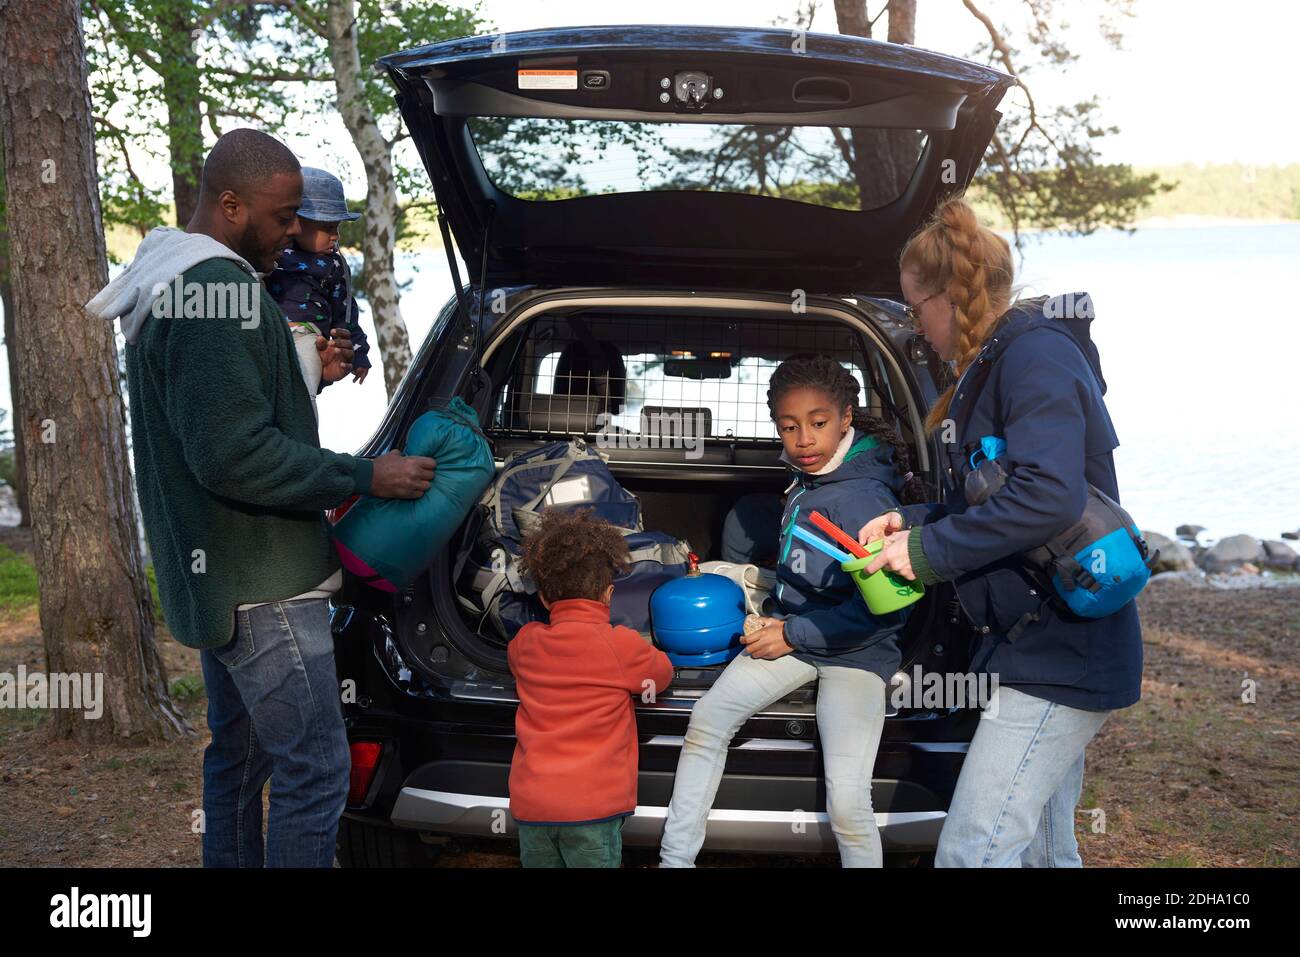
[983, 292, 1107, 394]
[85, 226, 259, 344]
[784, 429, 906, 495]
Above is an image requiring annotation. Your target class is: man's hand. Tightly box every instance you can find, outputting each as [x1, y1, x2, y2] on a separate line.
[369, 449, 436, 500]
[318, 327, 354, 383]
[858, 510, 905, 546]
[741, 619, 794, 660]
[864, 529, 916, 580]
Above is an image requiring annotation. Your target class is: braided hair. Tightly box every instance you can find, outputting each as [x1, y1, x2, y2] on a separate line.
[766, 353, 930, 504]
[899, 193, 1014, 435]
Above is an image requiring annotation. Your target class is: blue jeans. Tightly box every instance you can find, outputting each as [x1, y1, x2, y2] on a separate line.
[199, 598, 350, 868]
[936, 685, 1109, 867]
[660, 651, 887, 867]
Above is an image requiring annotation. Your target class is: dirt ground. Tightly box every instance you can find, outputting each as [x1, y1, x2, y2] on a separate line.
[1, 532, 1296, 866]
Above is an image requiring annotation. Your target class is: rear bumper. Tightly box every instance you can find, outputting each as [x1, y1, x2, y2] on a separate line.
[350, 733, 970, 855]
[389, 786, 946, 853]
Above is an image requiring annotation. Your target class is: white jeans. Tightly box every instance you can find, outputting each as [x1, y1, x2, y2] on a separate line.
[659, 651, 888, 867]
[936, 685, 1109, 867]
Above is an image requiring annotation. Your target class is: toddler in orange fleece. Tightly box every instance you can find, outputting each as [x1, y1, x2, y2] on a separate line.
[507, 508, 674, 867]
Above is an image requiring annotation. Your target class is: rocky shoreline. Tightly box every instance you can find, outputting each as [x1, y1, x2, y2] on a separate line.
[1143, 525, 1300, 589]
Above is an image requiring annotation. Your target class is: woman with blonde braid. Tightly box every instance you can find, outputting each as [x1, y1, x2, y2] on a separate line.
[857, 195, 1143, 867]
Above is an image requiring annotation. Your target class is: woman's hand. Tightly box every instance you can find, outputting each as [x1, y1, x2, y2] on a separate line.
[864, 530, 916, 580]
[741, 618, 794, 660]
[857, 511, 905, 546]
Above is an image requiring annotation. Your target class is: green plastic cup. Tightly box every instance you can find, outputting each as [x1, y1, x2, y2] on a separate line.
[841, 538, 925, 615]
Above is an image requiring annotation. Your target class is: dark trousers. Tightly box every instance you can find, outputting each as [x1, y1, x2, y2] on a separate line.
[517, 817, 626, 868]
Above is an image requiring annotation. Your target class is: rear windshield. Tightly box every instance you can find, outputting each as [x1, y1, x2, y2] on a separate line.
[491, 313, 913, 445]
[467, 117, 928, 211]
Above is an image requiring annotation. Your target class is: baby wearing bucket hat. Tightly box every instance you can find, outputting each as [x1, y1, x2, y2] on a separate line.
[265, 167, 373, 421]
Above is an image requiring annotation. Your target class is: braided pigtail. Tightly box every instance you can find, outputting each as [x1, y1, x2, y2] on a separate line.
[899, 194, 1014, 435]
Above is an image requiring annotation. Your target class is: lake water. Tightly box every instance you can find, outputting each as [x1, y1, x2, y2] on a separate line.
[3, 223, 1297, 543]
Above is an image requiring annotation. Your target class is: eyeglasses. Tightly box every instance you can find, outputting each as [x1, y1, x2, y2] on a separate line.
[902, 290, 944, 326]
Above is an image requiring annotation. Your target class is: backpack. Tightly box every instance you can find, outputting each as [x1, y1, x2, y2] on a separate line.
[965, 441, 1158, 623]
[956, 297, 1158, 631]
[453, 438, 693, 640]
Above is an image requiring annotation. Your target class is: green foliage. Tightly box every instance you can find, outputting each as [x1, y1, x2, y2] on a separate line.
[973, 96, 1174, 237]
[954, 1, 1169, 241]
[967, 163, 1300, 229]
[169, 673, 204, 700]
[82, 0, 298, 249]
[144, 563, 163, 622]
[223, 2, 483, 220]
[0, 543, 39, 612]
[1131, 163, 1300, 221]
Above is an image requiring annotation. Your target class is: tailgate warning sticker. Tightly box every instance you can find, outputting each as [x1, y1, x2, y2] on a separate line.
[518, 69, 578, 90]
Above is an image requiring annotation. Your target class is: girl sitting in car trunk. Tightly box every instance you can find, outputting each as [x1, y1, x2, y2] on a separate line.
[659, 353, 929, 868]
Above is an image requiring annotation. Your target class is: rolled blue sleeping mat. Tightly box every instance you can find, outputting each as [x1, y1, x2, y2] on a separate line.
[331, 397, 495, 591]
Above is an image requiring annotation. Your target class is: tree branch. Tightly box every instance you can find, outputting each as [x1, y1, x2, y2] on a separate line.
[195, 0, 263, 29]
[92, 114, 151, 209]
[264, 0, 331, 39]
[206, 65, 331, 83]
[961, 0, 1064, 160]
[87, 0, 165, 75]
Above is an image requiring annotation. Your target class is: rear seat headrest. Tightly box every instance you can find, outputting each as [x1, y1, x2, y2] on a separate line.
[514, 392, 605, 435]
[554, 340, 626, 414]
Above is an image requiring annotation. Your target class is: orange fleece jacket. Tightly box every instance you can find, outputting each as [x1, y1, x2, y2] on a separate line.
[507, 598, 674, 825]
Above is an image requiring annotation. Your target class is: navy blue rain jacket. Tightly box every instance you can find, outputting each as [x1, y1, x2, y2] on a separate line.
[901, 294, 1143, 711]
[266, 245, 372, 390]
[775, 434, 909, 683]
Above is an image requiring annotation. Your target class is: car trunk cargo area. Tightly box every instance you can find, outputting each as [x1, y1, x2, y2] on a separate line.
[392, 293, 959, 711]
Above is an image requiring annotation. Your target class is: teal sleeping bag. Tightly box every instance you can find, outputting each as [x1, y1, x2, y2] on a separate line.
[331, 397, 495, 592]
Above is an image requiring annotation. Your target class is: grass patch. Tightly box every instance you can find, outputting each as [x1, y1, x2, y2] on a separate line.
[0, 546, 164, 623]
[0, 704, 49, 732]
[0, 543, 39, 612]
[169, 674, 203, 701]
[144, 564, 164, 623]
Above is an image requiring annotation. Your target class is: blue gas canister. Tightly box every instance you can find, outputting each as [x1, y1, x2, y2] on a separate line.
[650, 552, 746, 667]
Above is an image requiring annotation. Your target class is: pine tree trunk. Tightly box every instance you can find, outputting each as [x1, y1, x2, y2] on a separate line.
[884, 0, 922, 186]
[1, 138, 27, 525]
[833, 1, 923, 207]
[2, 273, 30, 526]
[326, 0, 412, 401]
[0, 0, 189, 743]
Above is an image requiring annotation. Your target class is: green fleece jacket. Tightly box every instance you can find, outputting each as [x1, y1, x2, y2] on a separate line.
[124, 257, 374, 649]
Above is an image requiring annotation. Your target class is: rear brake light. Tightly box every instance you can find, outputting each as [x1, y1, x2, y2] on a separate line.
[348, 741, 383, 805]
